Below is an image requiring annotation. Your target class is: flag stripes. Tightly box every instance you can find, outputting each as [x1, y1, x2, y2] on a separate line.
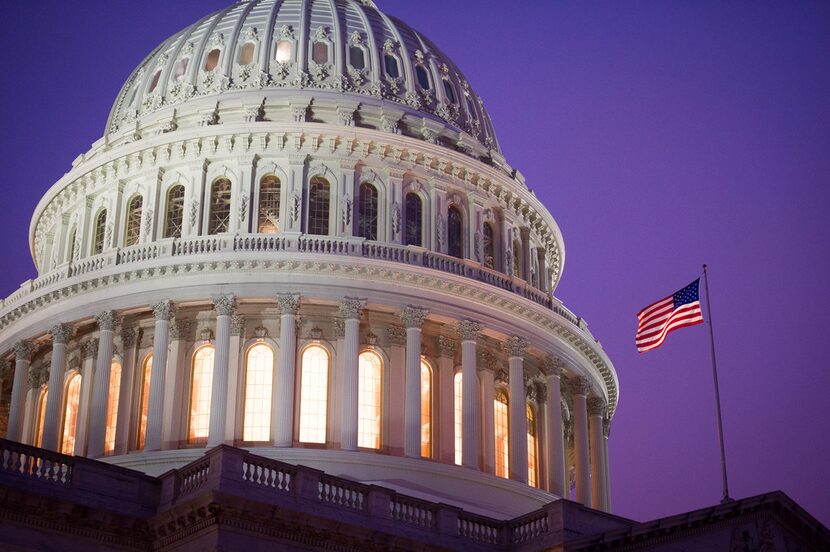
[636, 279, 704, 353]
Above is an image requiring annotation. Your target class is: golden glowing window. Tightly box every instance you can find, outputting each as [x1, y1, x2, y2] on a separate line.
[104, 361, 122, 454]
[243, 344, 274, 442]
[358, 351, 382, 449]
[35, 389, 48, 448]
[275, 40, 292, 63]
[258, 175, 281, 234]
[420, 359, 432, 458]
[125, 195, 143, 247]
[189, 346, 215, 443]
[60, 373, 82, 455]
[454, 372, 462, 465]
[299, 345, 329, 444]
[527, 404, 539, 488]
[137, 354, 152, 449]
[495, 390, 510, 479]
[164, 185, 185, 239]
[205, 48, 220, 71]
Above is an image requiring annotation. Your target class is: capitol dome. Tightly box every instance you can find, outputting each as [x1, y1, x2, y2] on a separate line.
[1, 0, 617, 520]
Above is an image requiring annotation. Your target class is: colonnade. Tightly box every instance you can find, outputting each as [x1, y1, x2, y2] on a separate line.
[2, 294, 611, 511]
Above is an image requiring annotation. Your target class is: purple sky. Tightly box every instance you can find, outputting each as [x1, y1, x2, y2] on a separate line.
[2, 1, 828, 525]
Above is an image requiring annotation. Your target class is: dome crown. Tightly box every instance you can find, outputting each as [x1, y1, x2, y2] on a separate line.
[108, 0, 499, 152]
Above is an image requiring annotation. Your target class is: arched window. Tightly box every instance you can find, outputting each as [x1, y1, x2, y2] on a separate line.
[60, 373, 82, 455]
[358, 351, 382, 449]
[404, 193, 423, 247]
[494, 390, 510, 479]
[104, 361, 122, 454]
[443, 79, 456, 104]
[208, 178, 232, 235]
[164, 185, 185, 238]
[453, 372, 463, 465]
[34, 388, 48, 448]
[258, 175, 281, 234]
[124, 195, 143, 247]
[299, 345, 329, 443]
[137, 354, 152, 449]
[483, 222, 495, 269]
[307, 177, 330, 235]
[312, 42, 329, 64]
[243, 344, 274, 442]
[92, 209, 107, 255]
[384, 54, 399, 78]
[349, 46, 365, 69]
[174, 58, 189, 80]
[189, 346, 215, 443]
[513, 238, 522, 278]
[204, 48, 220, 71]
[420, 359, 432, 458]
[275, 40, 292, 63]
[357, 182, 378, 240]
[447, 206, 463, 259]
[466, 95, 477, 119]
[238, 42, 255, 65]
[67, 226, 78, 262]
[416, 65, 430, 90]
[527, 404, 539, 488]
[148, 70, 161, 93]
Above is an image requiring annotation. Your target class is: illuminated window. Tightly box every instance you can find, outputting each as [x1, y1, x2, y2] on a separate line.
[275, 40, 292, 63]
[205, 48, 220, 71]
[312, 42, 329, 64]
[349, 46, 365, 69]
[513, 239, 522, 277]
[164, 185, 185, 238]
[34, 388, 48, 448]
[384, 54, 399, 78]
[357, 182, 378, 240]
[483, 222, 495, 269]
[174, 58, 189, 80]
[92, 209, 107, 255]
[125, 195, 143, 247]
[495, 390, 509, 478]
[60, 373, 82, 455]
[137, 354, 152, 449]
[148, 70, 161, 93]
[299, 345, 329, 443]
[307, 177, 330, 235]
[358, 351, 382, 449]
[443, 79, 456, 103]
[416, 65, 430, 89]
[258, 175, 281, 234]
[243, 344, 274, 442]
[404, 193, 423, 246]
[447, 206, 463, 258]
[208, 178, 232, 234]
[527, 404, 538, 488]
[189, 346, 215, 443]
[420, 359, 432, 458]
[239, 42, 255, 65]
[104, 361, 122, 454]
[454, 372, 462, 465]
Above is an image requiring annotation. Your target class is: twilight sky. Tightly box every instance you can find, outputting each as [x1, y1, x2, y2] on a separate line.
[1, 0, 828, 525]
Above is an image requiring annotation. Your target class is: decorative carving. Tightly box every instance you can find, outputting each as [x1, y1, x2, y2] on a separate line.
[503, 335, 529, 358]
[49, 323, 74, 345]
[387, 325, 406, 346]
[276, 293, 300, 315]
[212, 294, 237, 316]
[436, 335, 457, 357]
[81, 339, 99, 360]
[290, 192, 301, 222]
[341, 194, 352, 227]
[455, 319, 481, 341]
[189, 200, 199, 227]
[478, 350, 498, 372]
[120, 327, 139, 348]
[231, 315, 245, 337]
[254, 326, 268, 338]
[541, 355, 565, 377]
[495, 369, 508, 386]
[277, 25, 294, 39]
[587, 397, 606, 417]
[94, 310, 120, 331]
[364, 331, 378, 346]
[291, 106, 307, 123]
[333, 318, 346, 339]
[29, 363, 49, 388]
[401, 306, 429, 329]
[171, 319, 192, 340]
[338, 297, 366, 320]
[570, 376, 591, 397]
[13, 340, 34, 361]
[310, 327, 324, 340]
[152, 300, 175, 321]
[0, 359, 10, 380]
[391, 202, 401, 237]
[435, 215, 445, 247]
[314, 26, 331, 42]
[238, 193, 249, 224]
[199, 328, 214, 342]
[337, 106, 355, 126]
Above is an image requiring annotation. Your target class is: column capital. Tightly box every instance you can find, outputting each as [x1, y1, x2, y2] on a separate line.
[540, 355, 565, 377]
[587, 396, 606, 417]
[120, 327, 139, 348]
[231, 315, 245, 337]
[276, 293, 301, 315]
[94, 310, 121, 331]
[29, 363, 49, 388]
[527, 380, 545, 403]
[170, 319, 193, 340]
[81, 338, 99, 360]
[569, 376, 591, 397]
[339, 297, 366, 320]
[152, 299, 175, 321]
[0, 359, 10, 379]
[212, 293, 237, 316]
[478, 350, 497, 372]
[387, 324, 407, 346]
[401, 305, 429, 329]
[49, 323, 74, 345]
[13, 340, 34, 361]
[438, 335, 457, 357]
[455, 319, 482, 342]
[503, 336, 529, 358]
[333, 318, 346, 339]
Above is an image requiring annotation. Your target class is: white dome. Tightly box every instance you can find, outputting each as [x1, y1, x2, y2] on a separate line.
[108, 0, 500, 153]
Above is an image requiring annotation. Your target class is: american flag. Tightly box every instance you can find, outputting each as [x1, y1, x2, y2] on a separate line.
[636, 279, 704, 353]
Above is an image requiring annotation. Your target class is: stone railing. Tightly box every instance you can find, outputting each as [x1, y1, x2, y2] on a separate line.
[0, 438, 73, 485]
[1, 233, 583, 332]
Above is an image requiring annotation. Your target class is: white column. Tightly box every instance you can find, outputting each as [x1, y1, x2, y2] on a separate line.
[570, 377, 592, 505]
[588, 397, 607, 511]
[144, 300, 174, 452]
[402, 306, 429, 459]
[208, 294, 236, 447]
[41, 324, 73, 452]
[162, 320, 190, 449]
[543, 356, 567, 497]
[339, 298, 365, 451]
[274, 294, 300, 447]
[74, 339, 97, 456]
[386, 325, 407, 456]
[436, 336, 456, 465]
[457, 320, 481, 470]
[87, 311, 118, 458]
[225, 315, 244, 442]
[7, 341, 34, 442]
[603, 417, 612, 511]
[505, 336, 529, 484]
[114, 328, 139, 455]
[478, 353, 496, 474]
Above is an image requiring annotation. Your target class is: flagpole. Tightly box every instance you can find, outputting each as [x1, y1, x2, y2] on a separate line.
[702, 264, 731, 503]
